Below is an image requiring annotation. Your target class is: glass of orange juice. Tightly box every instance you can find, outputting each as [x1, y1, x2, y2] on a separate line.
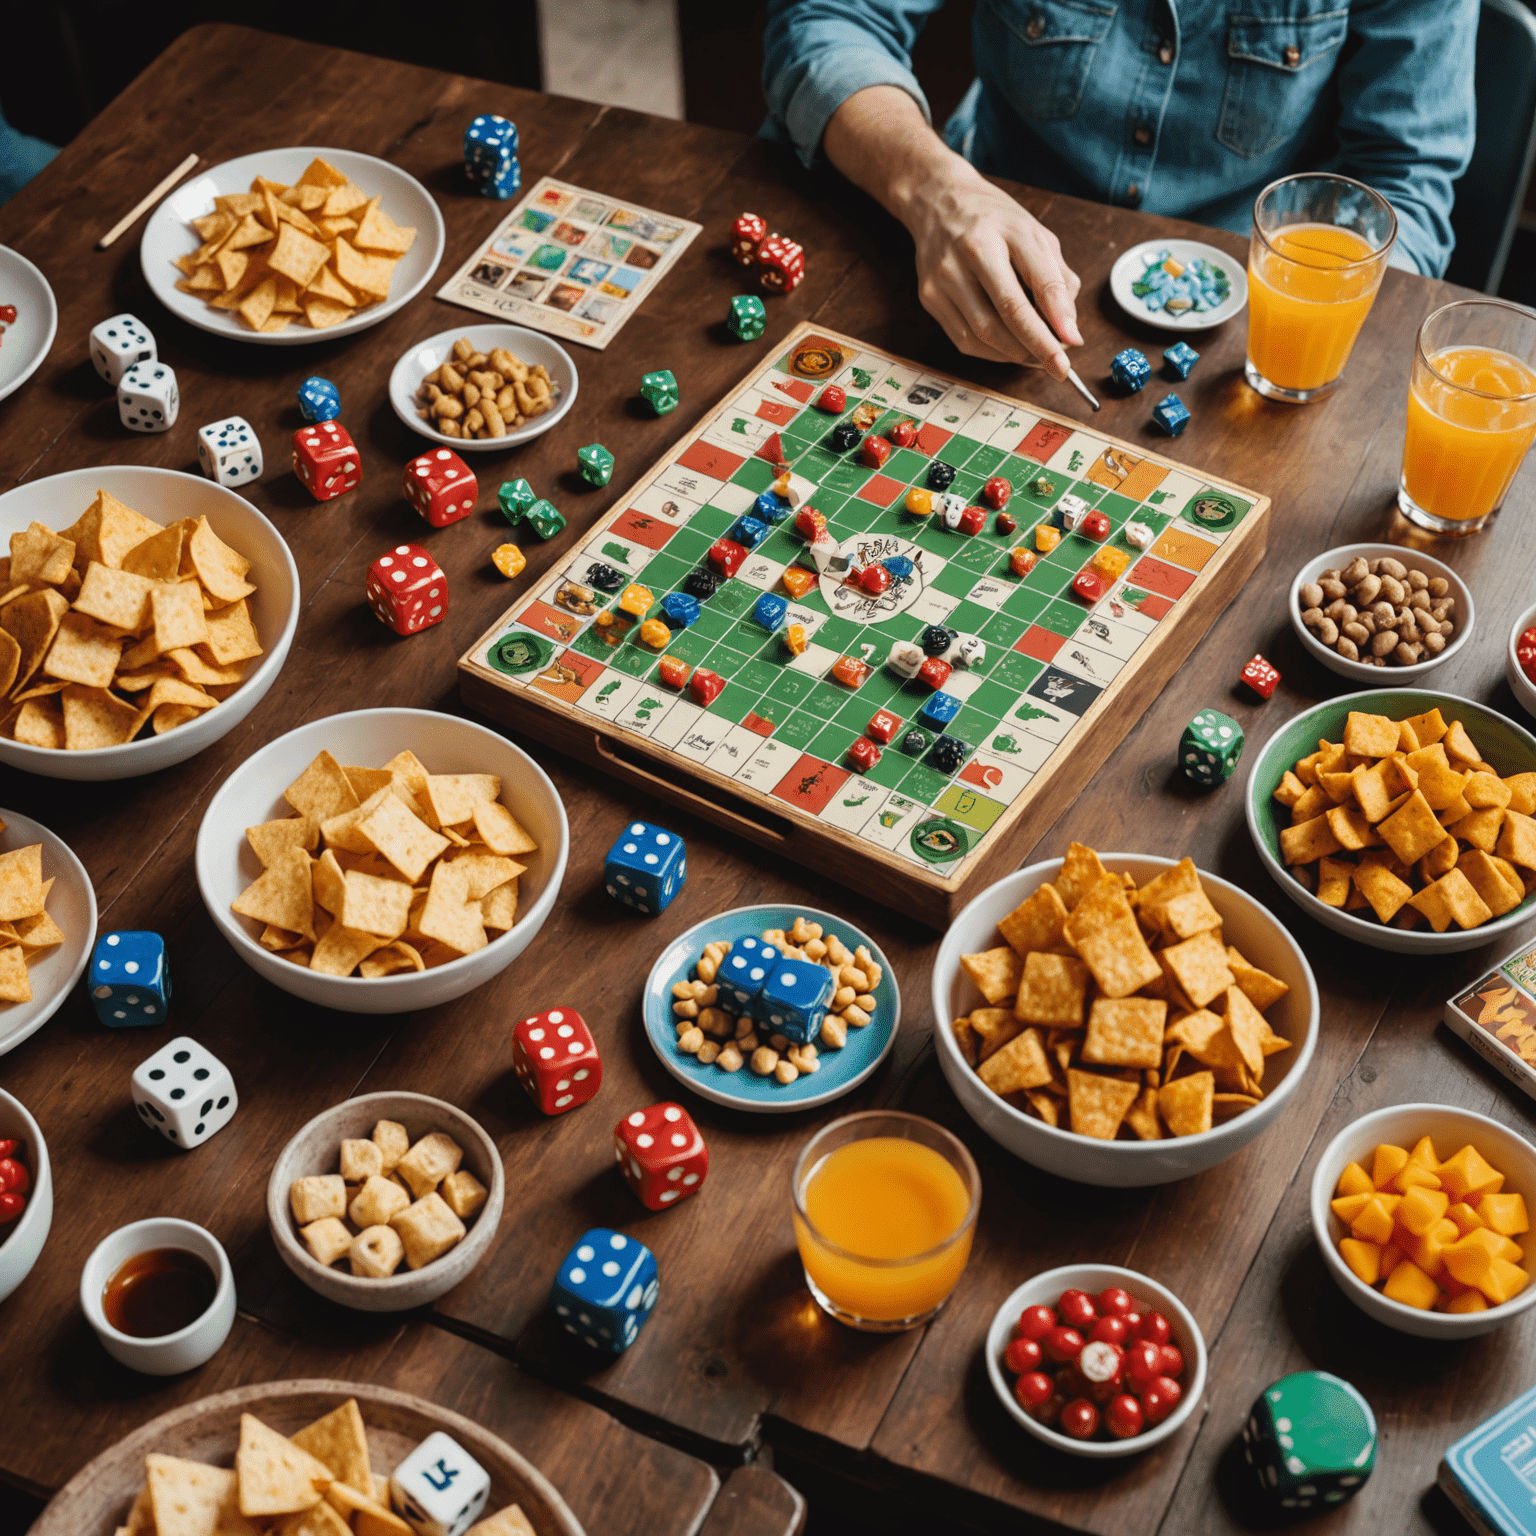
[1399, 298, 1536, 534]
[1245, 173, 1397, 403]
[792, 1110, 980, 1332]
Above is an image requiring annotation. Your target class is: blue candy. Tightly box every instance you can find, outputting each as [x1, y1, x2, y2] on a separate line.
[1163, 341, 1200, 380]
[296, 376, 340, 424]
[1111, 348, 1152, 393]
[659, 592, 700, 630]
[752, 592, 788, 631]
[881, 555, 915, 581]
[1152, 393, 1191, 436]
[755, 490, 791, 523]
[728, 515, 769, 550]
[918, 691, 961, 728]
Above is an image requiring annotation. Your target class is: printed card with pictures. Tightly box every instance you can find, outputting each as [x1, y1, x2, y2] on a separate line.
[435, 177, 703, 350]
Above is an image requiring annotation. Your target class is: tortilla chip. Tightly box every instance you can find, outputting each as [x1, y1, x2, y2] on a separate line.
[232, 845, 315, 941]
[355, 792, 450, 883]
[998, 882, 1068, 954]
[121, 523, 186, 582]
[1056, 842, 1109, 909]
[0, 946, 30, 1002]
[1015, 951, 1089, 1027]
[61, 491, 163, 570]
[2, 587, 71, 689]
[290, 1399, 372, 1497]
[418, 860, 487, 955]
[1067, 1070, 1139, 1139]
[286, 750, 361, 822]
[1124, 1086, 1163, 1141]
[151, 580, 210, 653]
[0, 846, 27, 921]
[339, 870, 413, 939]
[1082, 996, 1166, 1068]
[358, 942, 426, 979]
[1159, 929, 1234, 1009]
[1158, 1071, 1215, 1137]
[1134, 858, 1221, 939]
[186, 518, 255, 603]
[11, 695, 64, 748]
[470, 799, 537, 856]
[309, 923, 384, 977]
[42, 611, 123, 688]
[10, 522, 75, 587]
[235, 1414, 332, 1517]
[480, 879, 519, 931]
[978, 1026, 1053, 1095]
[1064, 876, 1161, 998]
[422, 774, 502, 827]
[0, 629, 19, 697]
[62, 684, 141, 748]
[145, 1454, 261, 1536]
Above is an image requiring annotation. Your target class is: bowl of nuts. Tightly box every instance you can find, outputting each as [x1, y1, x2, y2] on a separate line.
[1289, 544, 1472, 683]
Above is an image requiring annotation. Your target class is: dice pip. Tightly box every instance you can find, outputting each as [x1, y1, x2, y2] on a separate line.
[367, 544, 448, 636]
[405, 448, 478, 527]
[296, 375, 341, 423]
[603, 821, 686, 915]
[196, 416, 263, 487]
[549, 1227, 659, 1353]
[1241, 1371, 1375, 1514]
[91, 931, 170, 1027]
[90, 313, 155, 386]
[118, 361, 179, 433]
[390, 1430, 490, 1536]
[293, 421, 361, 501]
[1180, 709, 1244, 785]
[615, 1102, 708, 1208]
[131, 1036, 236, 1149]
[512, 1008, 602, 1115]
[755, 956, 835, 1044]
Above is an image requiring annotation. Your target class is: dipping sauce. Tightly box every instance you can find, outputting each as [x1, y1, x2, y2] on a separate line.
[103, 1247, 216, 1338]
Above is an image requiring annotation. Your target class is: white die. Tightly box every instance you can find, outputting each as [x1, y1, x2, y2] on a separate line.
[390, 1432, 490, 1536]
[887, 639, 924, 679]
[119, 361, 179, 434]
[938, 493, 967, 531]
[1125, 520, 1155, 550]
[90, 312, 156, 385]
[948, 633, 986, 668]
[1058, 494, 1091, 532]
[130, 1036, 237, 1150]
[197, 416, 263, 486]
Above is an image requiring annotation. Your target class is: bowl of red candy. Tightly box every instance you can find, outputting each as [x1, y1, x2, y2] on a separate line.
[0, 1087, 51, 1305]
[1506, 599, 1536, 722]
[985, 1262, 1207, 1458]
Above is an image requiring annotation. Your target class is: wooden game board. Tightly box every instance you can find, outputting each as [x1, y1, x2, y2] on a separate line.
[460, 323, 1270, 926]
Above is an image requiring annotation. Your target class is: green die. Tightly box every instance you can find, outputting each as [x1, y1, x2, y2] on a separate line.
[498, 478, 536, 524]
[899, 726, 932, 757]
[526, 498, 567, 540]
[640, 369, 679, 415]
[1178, 709, 1243, 785]
[1242, 1371, 1375, 1513]
[578, 443, 614, 487]
[728, 294, 766, 341]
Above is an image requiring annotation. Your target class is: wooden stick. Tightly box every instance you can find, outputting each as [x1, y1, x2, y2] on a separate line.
[1066, 367, 1101, 412]
[95, 153, 201, 251]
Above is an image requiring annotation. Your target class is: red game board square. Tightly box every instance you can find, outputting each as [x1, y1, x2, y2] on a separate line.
[1130, 556, 1196, 601]
[856, 473, 905, 507]
[743, 711, 775, 736]
[529, 646, 602, 702]
[1133, 592, 1174, 621]
[517, 601, 588, 646]
[771, 754, 850, 816]
[609, 507, 678, 551]
[677, 440, 746, 480]
[1017, 420, 1071, 462]
[1014, 625, 1066, 663]
[756, 400, 798, 425]
[914, 423, 953, 457]
[771, 378, 814, 402]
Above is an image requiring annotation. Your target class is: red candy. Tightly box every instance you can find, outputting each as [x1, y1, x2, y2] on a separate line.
[848, 737, 881, 771]
[1081, 509, 1111, 542]
[958, 506, 987, 537]
[1124, 1339, 1163, 1387]
[1071, 570, 1105, 604]
[1097, 1287, 1136, 1318]
[658, 655, 691, 689]
[1160, 1344, 1184, 1378]
[512, 1008, 602, 1115]
[709, 538, 747, 577]
[1518, 626, 1536, 684]
[1057, 1288, 1097, 1329]
[690, 669, 725, 706]
[0, 1157, 30, 1196]
[983, 475, 1012, 510]
[888, 420, 917, 448]
[859, 564, 892, 596]
[1136, 1310, 1173, 1347]
[366, 544, 447, 636]
[816, 384, 847, 413]
[1088, 1315, 1129, 1347]
[917, 656, 952, 691]
[1015, 1304, 1057, 1341]
[996, 512, 1017, 535]
[1140, 1376, 1182, 1425]
[1014, 1371, 1055, 1410]
[0, 1139, 18, 1161]
[1004, 1337, 1043, 1375]
[1105, 1393, 1145, 1439]
[867, 709, 901, 744]
[861, 435, 892, 470]
[0, 1192, 23, 1222]
[1060, 1399, 1100, 1439]
[404, 447, 477, 528]
[1044, 1325, 1084, 1363]
[793, 507, 827, 541]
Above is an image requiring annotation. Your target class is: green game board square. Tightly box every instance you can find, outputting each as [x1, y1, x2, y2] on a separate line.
[1069, 478, 1110, 505]
[571, 628, 609, 662]
[980, 611, 1030, 650]
[947, 600, 993, 635]
[863, 506, 910, 541]
[965, 678, 1023, 717]
[713, 579, 756, 616]
[661, 527, 714, 565]
[766, 671, 816, 707]
[911, 522, 956, 559]
[1096, 492, 1139, 524]
[824, 460, 873, 495]
[643, 552, 693, 590]
[815, 615, 863, 653]
[1039, 597, 1087, 636]
[736, 657, 780, 692]
[827, 505, 869, 540]
[861, 749, 912, 790]
[872, 613, 925, 645]
[948, 470, 985, 503]
[809, 680, 852, 715]
[942, 434, 987, 467]
[953, 705, 1001, 743]
[930, 559, 980, 599]
[1001, 579, 1047, 619]
[809, 723, 859, 764]
[796, 446, 841, 482]
[606, 644, 655, 678]
[689, 607, 735, 641]
[731, 459, 777, 493]
[813, 490, 851, 520]
[887, 447, 929, 483]
[776, 710, 822, 749]
[690, 505, 737, 538]
[990, 651, 1045, 693]
[948, 541, 1003, 574]
[666, 629, 717, 665]
[714, 681, 762, 722]
[900, 763, 952, 803]
[756, 531, 799, 567]
[834, 692, 877, 731]
[965, 443, 1007, 477]
[856, 667, 905, 710]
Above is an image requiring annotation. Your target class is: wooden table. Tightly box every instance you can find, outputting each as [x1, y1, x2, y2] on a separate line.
[1, 23, 1532, 1536]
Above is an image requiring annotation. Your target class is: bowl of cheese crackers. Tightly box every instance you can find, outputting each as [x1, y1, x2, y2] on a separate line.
[932, 846, 1319, 1186]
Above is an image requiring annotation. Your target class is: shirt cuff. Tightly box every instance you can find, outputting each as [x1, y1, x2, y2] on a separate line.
[780, 48, 931, 169]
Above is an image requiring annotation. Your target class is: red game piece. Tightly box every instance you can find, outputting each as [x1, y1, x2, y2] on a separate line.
[1519, 625, 1536, 683]
[917, 656, 952, 690]
[996, 511, 1017, 534]
[794, 507, 827, 541]
[615, 1102, 708, 1208]
[1082, 509, 1111, 542]
[690, 669, 724, 706]
[658, 655, 691, 689]
[708, 538, 746, 577]
[983, 475, 1012, 509]
[403, 447, 478, 528]
[859, 564, 891, 596]
[512, 1008, 602, 1115]
[815, 384, 846, 413]
[731, 212, 766, 265]
[1010, 547, 1037, 577]
[848, 737, 881, 771]
[861, 434, 892, 469]
[867, 709, 900, 743]
[888, 420, 917, 448]
[1240, 654, 1280, 699]
[292, 421, 360, 501]
[958, 505, 986, 536]
[757, 233, 805, 293]
[1071, 570, 1105, 604]
[755, 431, 786, 466]
[365, 544, 447, 635]
[831, 655, 871, 687]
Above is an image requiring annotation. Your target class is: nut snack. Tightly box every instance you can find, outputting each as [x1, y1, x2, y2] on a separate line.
[1298, 555, 1457, 667]
[414, 336, 554, 440]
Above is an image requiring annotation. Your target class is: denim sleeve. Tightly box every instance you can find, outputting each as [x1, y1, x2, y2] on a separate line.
[1329, 0, 1477, 277]
[763, 0, 948, 168]
[0, 108, 57, 206]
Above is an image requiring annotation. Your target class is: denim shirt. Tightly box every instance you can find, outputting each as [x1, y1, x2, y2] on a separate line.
[763, 0, 1476, 275]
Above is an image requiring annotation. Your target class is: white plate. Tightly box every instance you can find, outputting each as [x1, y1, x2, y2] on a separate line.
[0, 247, 57, 403]
[1507, 598, 1536, 720]
[1109, 239, 1248, 332]
[0, 810, 96, 1058]
[388, 323, 579, 452]
[139, 147, 445, 346]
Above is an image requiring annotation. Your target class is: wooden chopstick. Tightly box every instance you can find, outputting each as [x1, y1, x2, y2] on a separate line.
[95, 153, 201, 251]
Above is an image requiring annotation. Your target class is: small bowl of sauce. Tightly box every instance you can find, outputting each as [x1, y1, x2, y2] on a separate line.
[103, 1247, 218, 1338]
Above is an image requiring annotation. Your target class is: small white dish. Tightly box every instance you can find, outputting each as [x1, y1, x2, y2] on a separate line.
[139, 147, 445, 346]
[388, 323, 579, 452]
[1506, 598, 1536, 720]
[0, 1087, 53, 1306]
[985, 1263, 1207, 1458]
[1310, 1102, 1536, 1339]
[0, 246, 57, 404]
[1289, 543, 1474, 683]
[79, 1217, 235, 1375]
[1108, 239, 1247, 332]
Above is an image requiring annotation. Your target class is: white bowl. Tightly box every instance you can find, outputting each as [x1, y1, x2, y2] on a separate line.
[0, 809, 96, 1058]
[1505, 598, 1536, 721]
[79, 1217, 236, 1374]
[1288, 543, 1474, 683]
[1107, 238, 1247, 332]
[0, 245, 57, 403]
[0, 465, 299, 781]
[1310, 1102, 1536, 1338]
[0, 1087, 53, 1306]
[932, 855, 1319, 1186]
[985, 1263, 1207, 1458]
[196, 708, 568, 1014]
[388, 323, 579, 452]
[140, 147, 445, 346]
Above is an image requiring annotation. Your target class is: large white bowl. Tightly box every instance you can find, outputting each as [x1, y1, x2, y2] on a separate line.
[196, 708, 568, 1014]
[1506, 598, 1536, 721]
[0, 466, 299, 781]
[932, 855, 1319, 1186]
[1310, 1102, 1536, 1339]
[140, 147, 445, 346]
[0, 245, 57, 404]
[1289, 543, 1474, 683]
[0, 1087, 52, 1307]
[985, 1263, 1207, 1458]
[1246, 688, 1536, 954]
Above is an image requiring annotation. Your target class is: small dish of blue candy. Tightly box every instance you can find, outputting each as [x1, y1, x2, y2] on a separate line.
[1109, 239, 1248, 332]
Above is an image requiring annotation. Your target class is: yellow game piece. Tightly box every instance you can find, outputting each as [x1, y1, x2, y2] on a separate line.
[638, 618, 671, 650]
[594, 611, 632, 646]
[619, 583, 653, 619]
[1397, 1185, 1450, 1236]
[1034, 524, 1060, 553]
[781, 567, 816, 600]
[904, 487, 933, 517]
[1089, 545, 1131, 582]
[783, 623, 807, 657]
[491, 543, 526, 579]
[1330, 1193, 1372, 1225]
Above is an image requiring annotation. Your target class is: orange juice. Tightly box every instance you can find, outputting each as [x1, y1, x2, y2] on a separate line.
[1402, 345, 1536, 524]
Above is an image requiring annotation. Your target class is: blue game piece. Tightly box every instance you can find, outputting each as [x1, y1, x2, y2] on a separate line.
[755, 490, 791, 524]
[463, 113, 519, 195]
[296, 376, 340, 424]
[1111, 348, 1152, 393]
[918, 691, 961, 729]
[727, 515, 769, 551]
[881, 555, 915, 581]
[752, 591, 788, 631]
[1152, 392, 1191, 437]
[480, 156, 522, 200]
[659, 592, 700, 630]
[90, 931, 170, 1027]
[717, 936, 780, 1014]
[753, 956, 835, 1043]
[604, 821, 686, 914]
[549, 1228, 659, 1353]
[1163, 341, 1200, 380]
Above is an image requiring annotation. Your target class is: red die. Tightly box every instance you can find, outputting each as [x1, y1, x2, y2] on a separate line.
[861, 435, 892, 470]
[293, 421, 361, 501]
[731, 212, 767, 266]
[404, 447, 478, 527]
[958, 506, 987, 536]
[815, 384, 846, 413]
[868, 709, 901, 743]
[690, 668, 724, 706]
[1082, 510, 1111, 542]
[848, 737, 881, 771]
[918, 656, 952, 690]
[1241, 654, 1281, 699]
[859, 564, 891, 595]
[1071, 570, 1105, 604]
[366, 544, 448, 635]
[709, 538, 746, 577]
[513, 1007, 602, 1115]
[888, 420, 917, 448]
[615, 1102, 708, 1208]
[983, 476, 1012, 509]
[757, 233, 805, 293]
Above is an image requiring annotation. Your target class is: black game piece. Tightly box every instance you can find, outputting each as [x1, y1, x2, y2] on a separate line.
[919, 624, 955, 657]
[683, 569, 719, 601]
[927, 734, 968, 774]
[586, 562, 624, 592]
[826, 421, 862, 452]
[926, 460, 957, 491]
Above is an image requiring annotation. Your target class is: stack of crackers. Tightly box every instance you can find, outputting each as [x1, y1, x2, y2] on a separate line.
[0, 837, 64, 1004]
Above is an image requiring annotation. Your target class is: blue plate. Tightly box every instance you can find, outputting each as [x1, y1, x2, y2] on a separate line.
[642, 903, 901, 1113]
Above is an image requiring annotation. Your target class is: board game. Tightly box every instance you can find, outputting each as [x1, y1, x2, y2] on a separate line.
[460, 324, 1270, 925]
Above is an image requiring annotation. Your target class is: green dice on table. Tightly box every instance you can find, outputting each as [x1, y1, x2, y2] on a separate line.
[578, 443, 614, 487]
[1179, 709, 1243, 785]
[498, 477, 537, 524]
[640, 369, 679, 415]
[1241, 1371, 1375, 1514]
[525, 498, 567, 540]
[728, 294, 766, 341]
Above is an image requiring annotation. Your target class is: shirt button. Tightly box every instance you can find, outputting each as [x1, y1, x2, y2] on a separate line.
[1134, 126, 1151, 145]
[1025, 13, 1045, 38]
[1126, 185, 1141, 205]
[1283, 44, 1301, 66]
[1158, 41, 1174, 64]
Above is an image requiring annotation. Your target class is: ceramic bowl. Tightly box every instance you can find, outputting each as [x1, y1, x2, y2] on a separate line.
[267, 1091, 504, 1312]
[0, 1088, 52, 1306]
[1310, 1102, 1536, 1338]
[932, 855, 1318, 1186]
[985, 1263, 1207, 1458]
[196, 708, 568, 1014]
[1288, 543, 1473, 683]
[1505, 598, 1536, 721]
[0, 245, 57, 403]
[0, 465, 299, 781]
[1107, 238, 1247, 332]
[1246, 688, 1536, 954]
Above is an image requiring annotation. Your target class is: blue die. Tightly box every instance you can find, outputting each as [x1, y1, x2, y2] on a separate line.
[1152, 392, 1191, 436]
[1163, 341, 1200, 380]
[752, 592, 788, 631]
[918, 690, 961, 729]
[728, 514, 769, 550]
[296, 376, 340, 424]
[659, 592, 700, 630]
[604, 821, 686, 914]
[550, 1227, 659, 1353]
[480, 156, 522, 201]
[755, 489, 791, 523]
[718, 935, 780, 1013]
[463, 113, 518, 175]
[90, 931, 170, 1027]
[1111, 348, 1151, 392]
[753, 956, 835, 1044]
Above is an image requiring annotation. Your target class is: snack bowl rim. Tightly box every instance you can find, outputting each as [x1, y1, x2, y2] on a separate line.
[0, 244, 58, 404]
[0, 1086, 53, 1305]
[1504, 597, 1536, 721]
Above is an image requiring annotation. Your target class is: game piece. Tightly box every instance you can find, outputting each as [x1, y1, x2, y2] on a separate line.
[683, 569, 719, 601]
[618, 584, 653, 619]
[293, 421, 360, 501]
[659, 592, 700, 630]
[783, 623, 808, 656]
[774, 470, 817, 507]
[1010, 547, 1037, 577]
[919, 691, 961, 729]
[90, 312, 155, 386]
[463, 111, 518, 178]
[131, 1036, 237, 1150]
[884, 420, 915, 449]
[1058, 494, 1091, 532]
[728, 514, 769, 550]
[868, 709, 901, 744]
[690, 669, 724, 707]
[1241, 1372, 1375, 1514]
[816, 384, 847, 412]
[1163, 340, 1200, 380]
[756, 432, 787, 468]
[939, 496, 967, 532]
[659, 655, 691, 688]
[1071, 570, 1105, 604]
[391, 1430, 491, 1534]
[1082, 510, 1111, 541]
[640, 369, 679, 415]
[604, 820, 687, 913]
[888, 640, 924, 679]
[296, 375, 341, 423]
[900, 726, 932, 756]
[1089, 546, 1131, 582]
[1179, 709, 1244, 785]
[859, 564, 891, 596]
[757, 233, 805, 293]
[709, 538, 746, 578]
[982, 476, 1012, 510]
[827, 421, 861, 452]
[1152, 393, 1191, 436]
[1035, 525, 1061, 553]
[846, 400, 877, 430]
[405, 447, 478, 528]
[118, 360, 178, 433]
[793, 507, 827, 541]
[808, 536, 847, 575]
[755, 489, 791, 523]
[593, 611, 633, 646]
[638, 618, 671, 650]
[754, 956, 835, 1042]
[196, 415, 262, 487]
[896, 489, 930, 521]
[728, 294, 766, 340]
[90, 932, 170, 1027]
[781, 566, 817, 600]
[367, 544, 448, 636]
[1125, 520, 1154, 550]
[555, 581, 599, 617]
[617, 1102, 709, 1207]
[492, 544, 525, 578]
[497, 478, 537, 524]
[1111, 348, 1152, 392]
[881, 555, 915, 582]
[550, 1228, 659, 1353]
[958, 505, 986, 537]
[927, 460, 957, 492]
[994, 512, 1018, 538]
[479, 152, 522, 200]
[716, 935, 781, 1012]
[586, 562, 624, 592]
[920, 625, 955, 657]
[849, 737, 881, 771]
[831, 655, 871, 688]
[951, 634, 986, 668]
[1030, 476, 1056, 497]
[731, 212, 767, 265]
[1241, 655, 1280, 699]
[578, 443, 615, 487]
[862, 435, 892, 470]
[927, 734, 969, 774]
[753, 591, 788, 631]
[918, 656, 952, 690]
[526, 500, 566, 540]
[513, 1008, 602, 1115]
